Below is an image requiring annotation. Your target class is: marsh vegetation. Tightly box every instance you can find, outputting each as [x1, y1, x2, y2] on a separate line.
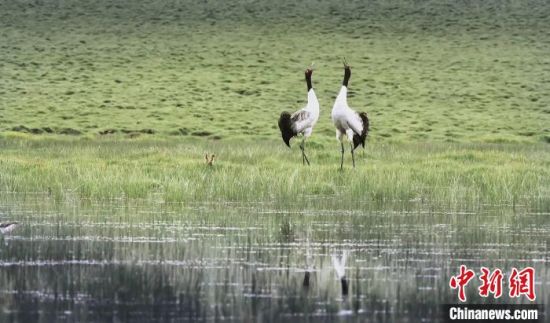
[0, 137, 548, 211]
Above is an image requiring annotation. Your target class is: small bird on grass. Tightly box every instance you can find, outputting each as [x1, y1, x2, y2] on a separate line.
[205, 153, 215, 166]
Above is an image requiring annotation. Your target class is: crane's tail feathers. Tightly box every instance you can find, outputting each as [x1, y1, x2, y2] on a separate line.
[353, 112, 369, 150]
[278, 112, 295, 147]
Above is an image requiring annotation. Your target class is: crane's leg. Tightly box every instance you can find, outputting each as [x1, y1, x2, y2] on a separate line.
[300, 138, 310, 166]
[301, 144, 306, 165]
[340, 142, 345, 170]
[350, 143, 355, 168]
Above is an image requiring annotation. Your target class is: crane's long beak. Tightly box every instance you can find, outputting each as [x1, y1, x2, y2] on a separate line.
[342, 57, 349, 67]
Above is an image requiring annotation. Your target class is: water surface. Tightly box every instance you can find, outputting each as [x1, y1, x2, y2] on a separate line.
[0, 194, 548, 322]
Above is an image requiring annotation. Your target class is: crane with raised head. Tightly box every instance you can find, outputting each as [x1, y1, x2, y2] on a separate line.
[278, 65, 320, 165]
[331, 59, 369, 169]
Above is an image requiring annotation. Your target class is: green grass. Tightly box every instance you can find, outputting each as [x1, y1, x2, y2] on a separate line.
[1, 0, 549, 143]
[0, 135, 548, 211]
[0, 1, 548, 210]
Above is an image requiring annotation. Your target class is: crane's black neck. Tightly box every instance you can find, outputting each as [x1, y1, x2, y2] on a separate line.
[341, 277, 349, 296]
[343, 67, 351, 87]
[305, 72, 313, 91]
[303, 271, 310, 288]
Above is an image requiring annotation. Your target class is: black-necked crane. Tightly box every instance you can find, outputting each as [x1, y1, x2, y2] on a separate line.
[0, 222, 18, 235]
[278, 65, 320, 165]
[0, 222, 18, 247]
[332, 251, 349, 297]
[331, 59, 369, 169]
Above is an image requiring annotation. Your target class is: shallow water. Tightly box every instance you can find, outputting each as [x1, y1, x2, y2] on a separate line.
[0, 194, 548, 322]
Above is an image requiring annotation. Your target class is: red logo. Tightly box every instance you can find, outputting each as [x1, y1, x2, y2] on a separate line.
[449, 265, 476, 302]
[478, 267, 503, 298]
[509, 267, 536, 301]
[450, 266, 536, 302]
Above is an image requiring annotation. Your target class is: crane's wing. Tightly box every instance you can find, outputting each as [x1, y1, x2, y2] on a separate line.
[351, 111, 369, 149]
[291, 110, 310, 123]
[278, 112, 295, 147]
[290, 109, 311, 134]
[346, 111, 363, 135]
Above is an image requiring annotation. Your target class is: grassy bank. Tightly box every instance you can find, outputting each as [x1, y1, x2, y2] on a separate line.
[0, 136, 548, 211]
[1, 0, 549, 143]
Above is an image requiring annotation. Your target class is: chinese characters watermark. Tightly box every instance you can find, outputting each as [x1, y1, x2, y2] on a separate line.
[449, 266, 536, 302]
